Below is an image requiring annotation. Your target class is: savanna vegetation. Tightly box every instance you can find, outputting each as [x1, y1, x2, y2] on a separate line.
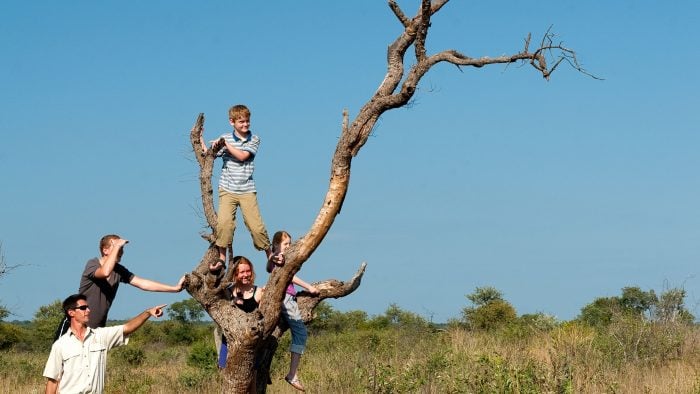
[1, 286, 698, 393]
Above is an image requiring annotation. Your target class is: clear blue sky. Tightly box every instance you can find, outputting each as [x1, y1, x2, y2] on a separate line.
[1, 1, 699, 323]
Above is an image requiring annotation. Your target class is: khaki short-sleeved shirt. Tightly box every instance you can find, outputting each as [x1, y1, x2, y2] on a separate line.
[43, 325, 128, 393]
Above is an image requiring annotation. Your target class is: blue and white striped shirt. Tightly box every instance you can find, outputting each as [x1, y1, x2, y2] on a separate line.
[216, 131, 260, 194]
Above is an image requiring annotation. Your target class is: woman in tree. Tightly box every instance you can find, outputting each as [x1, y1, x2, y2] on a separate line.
[217, 256, 264, 394]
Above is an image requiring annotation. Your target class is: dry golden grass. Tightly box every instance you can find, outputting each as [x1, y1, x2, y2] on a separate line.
[2, 323, 700, 393]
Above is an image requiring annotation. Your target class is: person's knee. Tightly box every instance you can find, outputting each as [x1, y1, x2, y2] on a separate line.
[290, 344, 305, 354]
[215, 220, 237, 246]
[290, 322, 307, 346]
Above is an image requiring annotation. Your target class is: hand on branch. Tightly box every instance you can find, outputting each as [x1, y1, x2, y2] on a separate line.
[266, 252, 285, 273]
[211, 137, 226, 153]
[306, 285, 320, 296]
[175, 275, 186, 292]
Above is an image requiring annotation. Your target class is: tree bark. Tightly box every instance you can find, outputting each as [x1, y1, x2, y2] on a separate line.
[182, 1, 588, 392]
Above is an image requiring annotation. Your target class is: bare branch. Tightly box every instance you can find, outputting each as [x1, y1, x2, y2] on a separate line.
[524, 32, 531, 52]
[188, 114, 219, 232]
[529, 28, 601, 80]
[414, 0, 431, 61]
[388, 0, 410, 26]
[0, 242, 17, 279]
[428, 0, 449, 14]
[297, 262, 367, 322]
[290, 1, 598, 283]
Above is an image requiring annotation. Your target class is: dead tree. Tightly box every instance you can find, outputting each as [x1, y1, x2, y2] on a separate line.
[182, 0, 590, 392]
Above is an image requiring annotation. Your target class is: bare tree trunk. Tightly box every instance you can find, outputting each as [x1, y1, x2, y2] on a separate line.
[181, 1, 589, 392]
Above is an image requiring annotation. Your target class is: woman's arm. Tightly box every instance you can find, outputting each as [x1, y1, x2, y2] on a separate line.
[292, 276, 319, 295]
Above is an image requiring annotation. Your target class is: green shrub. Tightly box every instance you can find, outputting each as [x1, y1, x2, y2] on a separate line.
[501, 313, 559, 340]
[187, 341, 217, 372]
[167, 298, 204, 324]
[111, 346, 146, 366]
[578, 286, 695, 329]
[462, 287, 518, 331]
[594, 315, 688, 366]
[0, 323, 26, 350]
[367, 304, 429, 331]
[519, 312, 559, 332]
[464, 299, 517, 331]
[307, 301, 369, 333]
[162, 321, 197, 344]
[29, 300, 63, 351]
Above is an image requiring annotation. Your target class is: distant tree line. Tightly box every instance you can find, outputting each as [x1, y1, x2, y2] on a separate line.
[0, 283, 695, 354]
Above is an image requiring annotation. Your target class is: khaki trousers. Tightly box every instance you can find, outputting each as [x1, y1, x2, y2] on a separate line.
[215, 190, 271, 251]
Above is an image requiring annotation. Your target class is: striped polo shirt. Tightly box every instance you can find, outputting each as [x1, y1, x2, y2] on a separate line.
[216, 131, 260, 194]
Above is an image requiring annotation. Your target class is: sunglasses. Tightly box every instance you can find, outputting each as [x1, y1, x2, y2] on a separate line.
[73, 305, 90, 311]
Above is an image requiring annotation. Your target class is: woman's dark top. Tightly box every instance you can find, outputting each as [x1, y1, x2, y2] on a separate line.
[234, 285, 259, 313]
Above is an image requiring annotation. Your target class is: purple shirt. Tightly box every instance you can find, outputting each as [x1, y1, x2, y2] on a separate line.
[272, 263, 296, 296]
[286, 283, 297, 296]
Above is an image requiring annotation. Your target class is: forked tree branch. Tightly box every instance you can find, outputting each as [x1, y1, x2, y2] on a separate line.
[283, 0, 596, 280]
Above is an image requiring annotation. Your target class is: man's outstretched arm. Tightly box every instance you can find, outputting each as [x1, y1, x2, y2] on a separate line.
[129, 275, 185, 292]
[123, 304, 166, 336]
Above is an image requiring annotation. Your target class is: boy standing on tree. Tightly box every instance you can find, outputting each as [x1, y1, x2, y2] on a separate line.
[201, 104, 272, 271]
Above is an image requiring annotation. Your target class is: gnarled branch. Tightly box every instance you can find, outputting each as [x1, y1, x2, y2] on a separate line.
[297, 262, 367, 321]
[288, 0, 596, 277]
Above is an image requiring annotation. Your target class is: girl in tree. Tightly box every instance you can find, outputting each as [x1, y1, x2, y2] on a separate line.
[267, 231, 319, 392]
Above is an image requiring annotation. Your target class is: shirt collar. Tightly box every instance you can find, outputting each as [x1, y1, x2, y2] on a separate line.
[232, 131, 252, 142]
[69, 326, 95, 339]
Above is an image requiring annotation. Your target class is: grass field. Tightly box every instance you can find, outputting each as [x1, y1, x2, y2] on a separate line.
[2, 320, 699, 393]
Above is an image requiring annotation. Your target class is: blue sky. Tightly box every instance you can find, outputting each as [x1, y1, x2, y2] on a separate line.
[1, 1, 699, 323]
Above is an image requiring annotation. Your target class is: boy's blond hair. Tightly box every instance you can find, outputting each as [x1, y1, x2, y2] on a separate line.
[229, 104, 250, 121]
[99, 234, 120, 256]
